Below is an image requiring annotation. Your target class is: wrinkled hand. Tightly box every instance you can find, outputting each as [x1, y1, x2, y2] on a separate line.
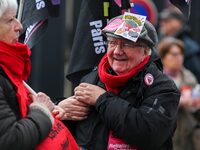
[52, 105, 65, 119]
[74, 83, 106, 106]
[58, 96, 90, 121]
[32, 92, 55, 112]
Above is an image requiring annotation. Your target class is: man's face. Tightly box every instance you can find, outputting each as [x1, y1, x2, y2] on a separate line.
[0, 10, 23, 44]
[107, 37, 149, 75]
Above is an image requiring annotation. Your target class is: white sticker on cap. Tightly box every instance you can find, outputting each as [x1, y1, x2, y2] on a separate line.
[115, 12, 146, 42]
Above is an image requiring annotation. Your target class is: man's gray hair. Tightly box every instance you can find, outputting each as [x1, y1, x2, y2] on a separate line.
[0, 0, 18, 18]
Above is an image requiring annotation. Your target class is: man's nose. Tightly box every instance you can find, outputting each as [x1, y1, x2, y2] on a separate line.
[113, 44, 124, 55]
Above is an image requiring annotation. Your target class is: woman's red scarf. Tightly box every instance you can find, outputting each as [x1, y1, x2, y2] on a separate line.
[98, 54, 150, 94]
[98, 54, 150, 150]
[0, 41, 31, 118]
[0, 41, 79, 150]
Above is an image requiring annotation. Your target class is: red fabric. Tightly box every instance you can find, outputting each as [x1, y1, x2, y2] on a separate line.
[98, 54, 150, 94]
[36, 117, 79, 150]
[0, 41, 31, 118]
[0, 41, 79, 150]
[98, 54, 150, 150]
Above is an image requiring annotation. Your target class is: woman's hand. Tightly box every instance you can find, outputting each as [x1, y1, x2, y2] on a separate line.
[74, 83, 106, 106]
[31, 92, 55, 112]
[30, 92, 55, 125]
[58, 96, 90, 121]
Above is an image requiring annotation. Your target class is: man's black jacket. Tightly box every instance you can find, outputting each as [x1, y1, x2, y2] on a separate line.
[68, 50, 180, 150]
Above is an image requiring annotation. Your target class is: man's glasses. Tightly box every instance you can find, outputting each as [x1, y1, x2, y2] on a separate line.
[107, 39, 146, 49]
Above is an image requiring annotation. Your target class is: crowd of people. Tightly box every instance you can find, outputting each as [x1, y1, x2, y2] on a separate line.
[157, 7, 200, 150]
[1, 0, 200, 150]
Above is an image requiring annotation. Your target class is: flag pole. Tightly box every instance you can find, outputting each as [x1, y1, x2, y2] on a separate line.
[23, 81, 38, 96]
[17, 0, 25, 21]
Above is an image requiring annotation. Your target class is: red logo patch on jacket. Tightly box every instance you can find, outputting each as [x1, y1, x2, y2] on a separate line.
[144, 73, 154, 86]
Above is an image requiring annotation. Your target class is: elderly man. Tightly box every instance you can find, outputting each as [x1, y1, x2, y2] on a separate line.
[59, 12, 180, 150]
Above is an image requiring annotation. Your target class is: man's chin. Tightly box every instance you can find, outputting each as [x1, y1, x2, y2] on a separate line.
[113, 68, 127, 75]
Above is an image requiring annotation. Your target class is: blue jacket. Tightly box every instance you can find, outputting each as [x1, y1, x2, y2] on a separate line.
[176, 28, 200, 82]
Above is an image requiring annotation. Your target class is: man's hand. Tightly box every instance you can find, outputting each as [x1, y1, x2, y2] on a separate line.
[74, 83, 106, 106]
[58, 96, 90, 121]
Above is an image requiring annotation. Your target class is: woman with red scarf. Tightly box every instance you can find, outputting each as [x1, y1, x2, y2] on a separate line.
[59, 13, 180, 150]
[0, 0, 79, 149]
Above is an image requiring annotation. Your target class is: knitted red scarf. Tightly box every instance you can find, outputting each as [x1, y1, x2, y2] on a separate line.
[0, 41, 31, 118]
[98, 54, 150, 94]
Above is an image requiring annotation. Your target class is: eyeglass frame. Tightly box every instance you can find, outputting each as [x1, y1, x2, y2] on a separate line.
[106, 37, 147, 50]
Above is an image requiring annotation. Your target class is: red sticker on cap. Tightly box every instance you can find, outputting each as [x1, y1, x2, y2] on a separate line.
[144, 73, 154, 86]
[102, 18, 124, 32]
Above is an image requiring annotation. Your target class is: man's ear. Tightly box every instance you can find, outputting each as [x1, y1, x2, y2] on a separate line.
[144, 47, 151, 55]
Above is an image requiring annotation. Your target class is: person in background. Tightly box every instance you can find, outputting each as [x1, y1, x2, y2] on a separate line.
[59, 13, 180, 150]
[157, 37, 197, 89]
[0, 0, 78, 149]
[157, 37, 200, 150]
[159, 7, 200, 82]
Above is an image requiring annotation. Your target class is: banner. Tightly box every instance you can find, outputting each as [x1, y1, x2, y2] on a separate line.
[18, 0, 61, 48]
[66, 0, 122, 86]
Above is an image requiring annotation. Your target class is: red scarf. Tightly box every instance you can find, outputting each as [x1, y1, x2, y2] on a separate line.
[98, 54, 150, 94]
[98, 54, 150, 150]
[0, 41, 31, 118]
[0, 41, 79, 150]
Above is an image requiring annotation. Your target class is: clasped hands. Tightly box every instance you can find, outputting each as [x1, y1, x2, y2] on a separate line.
[30, 83, 105, 121]
[58, 83, 106, 121]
